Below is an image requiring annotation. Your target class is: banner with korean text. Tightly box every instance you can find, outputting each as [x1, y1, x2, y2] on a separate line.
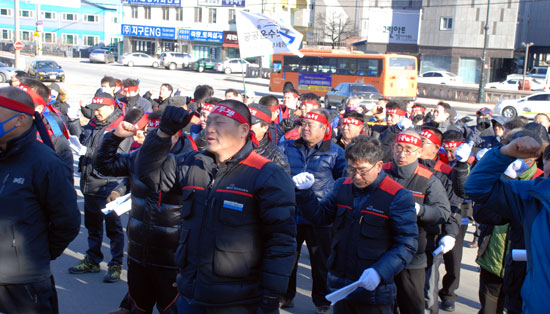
[236, 10, 303, 58]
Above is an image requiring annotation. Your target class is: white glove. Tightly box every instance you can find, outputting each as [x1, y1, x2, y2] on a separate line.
[454, 142, 473, 162]
[396, 118, 413, 130]
[476, 148, 489, 161]
[415, 203, 421, 216]
[292, 172, 315, 190]
[439, 235, 456, 254]
[504, 159, 530, 179]
[358, 268, 381, 291]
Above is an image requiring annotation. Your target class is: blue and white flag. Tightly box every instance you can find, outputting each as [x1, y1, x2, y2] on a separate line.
[236, 10, 303, 58]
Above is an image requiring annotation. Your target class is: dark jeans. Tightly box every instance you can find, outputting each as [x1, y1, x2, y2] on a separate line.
[0, 276, 58, 314]
[128, 261, 179, 314]
[439, 224, 468, 303]
[478, 268, 505, 314]
[395, 268, 425, 314]
[334, 299, 393, 314]
[67, 119, 82, 138]
[84, 194, 124, 266]
[176, 297, 259, 314]
[284, 224, 331, 307]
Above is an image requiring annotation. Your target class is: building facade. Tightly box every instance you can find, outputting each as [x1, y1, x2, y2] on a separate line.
[0, 0, 122, 54]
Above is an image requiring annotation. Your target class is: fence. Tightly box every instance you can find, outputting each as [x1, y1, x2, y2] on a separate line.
[417, 83, 535, 104]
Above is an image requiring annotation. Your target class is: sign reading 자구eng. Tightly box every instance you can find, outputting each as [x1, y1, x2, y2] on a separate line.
[121, 24, 176, 39]
[298, 73, 332, 92]
[367, 9, 420, 44]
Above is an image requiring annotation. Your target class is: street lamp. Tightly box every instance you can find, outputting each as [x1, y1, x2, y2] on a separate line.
[522, 42, 534, 91]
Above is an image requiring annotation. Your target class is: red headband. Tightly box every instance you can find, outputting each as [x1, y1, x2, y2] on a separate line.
[420, 129, 442, 146]
[147, 118, 160, 129]
[211, 105, 249, 125]
[202, 103, 215, 112]
[92, 97, 116, 106]
[267, 105, 279, 113]
[443, 141, 463, 149]
[18, 84, 46, 107]
[395, 133, 422, 148]
[386, 107, 407, 117]
[250, 108, 272, 124]
[302, 100, 319, 107]
[342, 117, 363, 126]
[0, 95, 35, 115]
[412, 105, 426, 114]
[135, 113, 149, 130]
[305, 112, 332, 141]
[124, 85, 139, 92]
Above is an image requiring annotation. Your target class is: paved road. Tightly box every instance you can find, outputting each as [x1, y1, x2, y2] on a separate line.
[15, 56, 484, 313]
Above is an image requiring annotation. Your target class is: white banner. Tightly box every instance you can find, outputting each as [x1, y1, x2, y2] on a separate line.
[367, 9, 420, 44]
[236, 10, 303, 58]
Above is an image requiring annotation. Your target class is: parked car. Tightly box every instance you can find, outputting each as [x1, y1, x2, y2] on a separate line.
[418, 71, 462, 85]
[528, 66, 548, 79]
[190, 58, 217, 72]
[160, 52, 194, 70]
[0, 62, 22, 83]
[485, 77, 544, 91]
[121, 53, 159, 68]
[324, 83, 380, 109]
[494, 92, 550, 118]
[28, 60, 65, 82]
[215, 58, 258, 74]
[89, 49, 115, 64]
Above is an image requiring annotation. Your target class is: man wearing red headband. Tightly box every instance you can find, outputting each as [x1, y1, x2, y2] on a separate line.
[336, 111, 366, 149]
[383, 130, 450, 314]
[259, 95, 284, 145]
[18, 77, 73, 171]
[378, 101, 414, 162]
[0, 87, 80, 313]
[281, 88, 300, 121]
[249, 103, 290, 172]
[69, 92, 132, 283]
[119, 78, 152, 113]
[418, 127, 462, 313]
[298, 93, 321, 118]
[279, 108, 346, 313]
[134, 101, 297, 314]
[95, 108, 197, 314]
[189, 97, 221, 151]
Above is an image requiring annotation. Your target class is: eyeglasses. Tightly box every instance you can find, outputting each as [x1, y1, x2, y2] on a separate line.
[347, 163, 377, 177]
[393, 144, 421, 155]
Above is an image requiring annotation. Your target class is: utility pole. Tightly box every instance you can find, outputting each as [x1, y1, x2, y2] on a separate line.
[477, 0, 491, 104]
[522, 42, 534, 90]
[35, 2, 41, 56]
[14, 0, 21, 68]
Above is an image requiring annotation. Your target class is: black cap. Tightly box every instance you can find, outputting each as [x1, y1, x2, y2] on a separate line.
[49, 83, 60, 93]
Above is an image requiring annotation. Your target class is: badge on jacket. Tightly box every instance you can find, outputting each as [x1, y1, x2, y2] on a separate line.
[223, 200, 244, 212]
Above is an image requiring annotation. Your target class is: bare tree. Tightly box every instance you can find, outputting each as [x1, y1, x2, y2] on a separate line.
[316, 12, 356, 48]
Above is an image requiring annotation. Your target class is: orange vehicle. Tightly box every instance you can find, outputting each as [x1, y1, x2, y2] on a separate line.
[270, 49, 418, 101]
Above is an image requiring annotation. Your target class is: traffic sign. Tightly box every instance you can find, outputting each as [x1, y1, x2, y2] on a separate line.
[14, 41, 23, 50]
[36, 20, 43, 26]
[33, 31, 40, 37]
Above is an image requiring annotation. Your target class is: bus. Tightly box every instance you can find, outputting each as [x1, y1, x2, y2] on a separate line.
[270, 49, 418, 101]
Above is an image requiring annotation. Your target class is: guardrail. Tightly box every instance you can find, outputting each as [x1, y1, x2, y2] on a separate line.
[417, 83, 535, 104]
[246, 67, 272, 79]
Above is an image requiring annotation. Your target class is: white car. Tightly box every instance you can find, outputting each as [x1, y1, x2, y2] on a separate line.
[485, 77, 544, 91]
[215, 58, 258, 74]
[418, 71, 462, 85]
[121, 53, 159, 68]
[494, 92, 550, 118]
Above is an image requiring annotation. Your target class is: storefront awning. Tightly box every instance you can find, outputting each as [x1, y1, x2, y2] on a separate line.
[223, 43, 239, 48]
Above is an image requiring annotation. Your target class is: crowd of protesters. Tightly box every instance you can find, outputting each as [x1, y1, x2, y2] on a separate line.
[0, 71, 549, 314]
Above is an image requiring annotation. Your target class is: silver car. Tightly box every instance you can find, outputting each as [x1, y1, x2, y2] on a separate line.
[121, 53, 159, 68]
[160, 52, 193, 70]
[89, 49, 115, 64]
[0, 62, 21, 83]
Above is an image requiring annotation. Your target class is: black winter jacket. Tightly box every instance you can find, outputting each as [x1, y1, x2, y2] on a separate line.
[255, 135, 290, 173]
[95, 132, 195, 269]
[79, 109, 132, 197]
[0, 126, 80, 284]
[135, 132, 297, 307]
[296, 172, 418, 305]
